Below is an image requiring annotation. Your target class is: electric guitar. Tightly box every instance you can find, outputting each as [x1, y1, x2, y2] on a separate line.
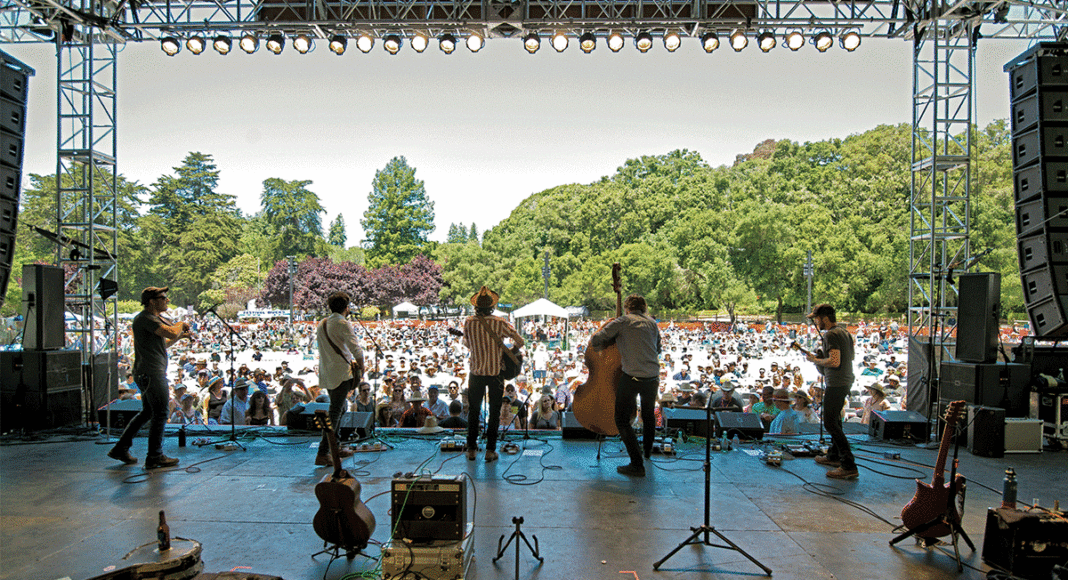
[899, 401, 968, 539]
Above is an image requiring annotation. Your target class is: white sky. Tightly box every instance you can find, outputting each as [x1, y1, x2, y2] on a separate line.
[5, 36, 1030, 245]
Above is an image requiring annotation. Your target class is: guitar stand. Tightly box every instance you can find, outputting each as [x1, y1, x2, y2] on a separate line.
[311, 540, 372, 580]
[888, 430, 975, 572]
[654, 402, 772, 576]
[493, 516, 543, 580]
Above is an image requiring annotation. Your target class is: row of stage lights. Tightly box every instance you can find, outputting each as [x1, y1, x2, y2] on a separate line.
[160, 28, 861, 56]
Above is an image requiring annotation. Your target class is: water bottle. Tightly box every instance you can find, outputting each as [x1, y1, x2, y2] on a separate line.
[1002, 467, 1017, 510]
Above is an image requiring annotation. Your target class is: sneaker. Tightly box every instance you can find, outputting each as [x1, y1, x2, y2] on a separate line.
[144, 455, 179, 469]
[465, 448, 477, 461]
[826, 466, 859, 480]
[484, 450, 499, 462]
[616, 463, 646, 477]
[315, 454, 332, 466]
[814, 455, 841, 467]
[107, 448, 137, 465]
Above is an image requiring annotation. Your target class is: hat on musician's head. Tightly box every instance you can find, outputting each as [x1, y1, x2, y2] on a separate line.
[471, 286, 499, 309]
[140, 286, 168, 306]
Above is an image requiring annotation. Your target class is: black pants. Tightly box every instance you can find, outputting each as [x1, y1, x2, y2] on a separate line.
[318, 378, 354, 455]
[113, 372, 168, 458]
[467, 374, 504, 451]
[822, 386, 856, 470]
[614, 373, 658, 466]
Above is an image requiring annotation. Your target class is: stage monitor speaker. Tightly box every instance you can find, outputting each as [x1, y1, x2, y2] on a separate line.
[940, 361, 1032, 417]
[391, 475, 467, 542]
[869, 409, 929, 441]
[284, 402, 330, 430]
[97, 398, 142, 429]
[89, 352, 118, 409]
[338, 411, 373, 441]
[967, 405, 1006, 458]
[714, 411, 764, 440]
[956, 273, 1001, 363]
[22, 264, 65, 350]
[663, 407, 714, 438]
[560, 411, 598, 439]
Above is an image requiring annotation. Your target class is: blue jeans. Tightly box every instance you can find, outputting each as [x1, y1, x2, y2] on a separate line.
[467, 374, 504, 451]
[822, 386, 856, 470]
[114, 372, 169, 458]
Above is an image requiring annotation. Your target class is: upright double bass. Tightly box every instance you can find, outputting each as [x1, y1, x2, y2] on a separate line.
[571, 263, 623, 436]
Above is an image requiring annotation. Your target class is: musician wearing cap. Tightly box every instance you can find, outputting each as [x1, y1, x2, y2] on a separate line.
[589, 293, 662, 477]
[463, 286, 525, 462]
[107, 286, 193, 469]
[805, 303, 858, 480]
[315, 291, 365, 467]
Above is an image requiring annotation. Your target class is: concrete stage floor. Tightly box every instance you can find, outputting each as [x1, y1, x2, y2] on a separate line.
[1, 425, 1065, 580]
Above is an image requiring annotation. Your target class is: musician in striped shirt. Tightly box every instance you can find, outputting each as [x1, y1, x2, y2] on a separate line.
[463, 286, 525, 462]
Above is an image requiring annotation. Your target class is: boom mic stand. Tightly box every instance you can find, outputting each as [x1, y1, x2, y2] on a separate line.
[352, 315, 388, 444]
[205, 306, 248, 451]
[653, 395, 772, 576]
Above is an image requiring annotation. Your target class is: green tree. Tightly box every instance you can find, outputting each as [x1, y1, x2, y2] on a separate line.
[446, 223, 468, 244]
[468, 223, 479, 243]
[147, 152, 237, 228]
[260, 177, 325, 262]
[361, 156, 435, 267]
[327, 214, 347, 247]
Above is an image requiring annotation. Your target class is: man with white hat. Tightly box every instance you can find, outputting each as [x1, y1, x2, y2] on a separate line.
[711, 379, 744, 410]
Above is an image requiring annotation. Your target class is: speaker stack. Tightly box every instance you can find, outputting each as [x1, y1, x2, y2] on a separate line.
[1007, 44, 1068, 337]
[0, 51, 32, 306]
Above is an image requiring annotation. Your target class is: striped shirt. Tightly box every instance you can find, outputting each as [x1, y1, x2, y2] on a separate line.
[463, 315, 524, 376]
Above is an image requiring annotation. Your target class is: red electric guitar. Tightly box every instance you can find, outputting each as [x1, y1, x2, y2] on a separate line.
[899, 400, 967, 540]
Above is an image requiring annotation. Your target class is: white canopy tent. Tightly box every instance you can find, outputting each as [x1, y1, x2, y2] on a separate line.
[392, 301, 419, 318]
[510, 298, 569, 320]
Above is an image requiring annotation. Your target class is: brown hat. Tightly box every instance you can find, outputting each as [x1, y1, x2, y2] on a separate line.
[470, 286, 499, 309]
[140, 286, 168, 306]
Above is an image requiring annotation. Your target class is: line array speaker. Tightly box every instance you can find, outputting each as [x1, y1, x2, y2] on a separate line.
[0, 51, 32, 307]
[1007, 43, 1068, 336]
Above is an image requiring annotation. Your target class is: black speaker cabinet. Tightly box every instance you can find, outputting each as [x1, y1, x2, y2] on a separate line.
[22, 264, 65, 350]
[956, 273, 1001, 363]
[714, 411, 764, 440]
[97, 398, 142, 429]
[284, 401, 330, 430]
[940, 361, 1032, 417]
[663, 407, 714, 438]
[968, 405, 1006, 458]
[561, 411, 599, 439]
[0, 349, 82, 431]
[391, 475, 467, 542]
[1014, 160, 1068, 205]
[869, 410, 929, 441]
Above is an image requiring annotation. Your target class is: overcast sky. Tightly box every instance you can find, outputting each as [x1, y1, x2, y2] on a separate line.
[5, 36, 1030, 245]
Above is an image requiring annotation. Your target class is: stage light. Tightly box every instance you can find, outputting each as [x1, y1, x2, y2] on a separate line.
[186, 36, 205, 55]
[813, 30, 833, 52]
[840, 30, 861, 51]
[579, 32, 596, 53]
[161, 36, 180, 56]
[293, 34, 313, 54]
[729, 30, 747, 51]
[701, 32, 719, 52]
[239, 33, 259, 54]
[524, 33, 540, 53]
[635, 31, 653, 52]
[439, 34, 457, 54]
[466, 32, 483, 52]
[329, 35, 347, 55]
[384, 34, 402, 54]
[411, 33, 428, 52]
[551, 32, 568, 52]
[213, 35, 231, 54]
[664, 31, 681, 52]
[757, 30, 775, 52]
[266, 33, 285, 54]
[785, 30, 804, 51]
[607, 32, 625, 52]
[356, 33, 373, 53]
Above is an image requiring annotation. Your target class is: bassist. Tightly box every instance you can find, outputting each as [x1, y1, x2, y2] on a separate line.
[589, 294, 662, 477]
[806, 304, 859, 480]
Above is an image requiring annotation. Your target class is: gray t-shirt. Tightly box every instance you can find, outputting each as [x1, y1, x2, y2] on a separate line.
[132, 311, 167, 376]
[821, 325, 854, 390]
[589, 313, 661, 378]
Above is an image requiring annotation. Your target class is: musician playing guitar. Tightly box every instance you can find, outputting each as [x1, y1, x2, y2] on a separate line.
[804, 303, 859, 480]
[315, 291, 364, 467]
[588, 293, 662, 477]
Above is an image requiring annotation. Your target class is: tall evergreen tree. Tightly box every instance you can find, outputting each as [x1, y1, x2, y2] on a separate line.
[468, 223, 479, 243]
[446, 223, 468, 244]
[328, 214, 347, 246]
[260, 177, 325, 262]
[361, 156, 435, 267]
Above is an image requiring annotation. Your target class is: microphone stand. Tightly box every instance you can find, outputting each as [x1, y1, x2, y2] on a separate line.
[351, 314, 387, 443]
[205, 306, 248, 451]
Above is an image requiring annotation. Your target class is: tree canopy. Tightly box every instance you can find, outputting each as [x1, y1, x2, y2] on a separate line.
[361, 156, 435, 268]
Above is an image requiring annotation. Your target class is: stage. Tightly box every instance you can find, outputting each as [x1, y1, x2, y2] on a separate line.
[1, 425, 1064, 580]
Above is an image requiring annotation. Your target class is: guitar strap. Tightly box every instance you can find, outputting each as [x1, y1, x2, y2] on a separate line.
[475, 315, 519, 365]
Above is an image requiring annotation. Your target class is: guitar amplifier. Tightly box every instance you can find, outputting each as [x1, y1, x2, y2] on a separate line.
[391, 475, 467, 542]
[869, 409, 929, 441]
[983, 507, 1068, 579]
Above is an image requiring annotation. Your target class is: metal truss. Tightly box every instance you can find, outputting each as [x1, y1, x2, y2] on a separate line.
[908, 15, 973, 419]
[55, 24, 119, 403]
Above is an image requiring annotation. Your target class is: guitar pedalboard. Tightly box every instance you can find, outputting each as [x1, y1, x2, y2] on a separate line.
[439, 437, 468, 452]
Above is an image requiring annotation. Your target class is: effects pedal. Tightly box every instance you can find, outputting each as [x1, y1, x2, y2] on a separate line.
[651, 436, 675, 455]
[784, 444, 813, 457]
[439, 436, 467, 452]
[502, 442, 520, 454]
[764, 449, 783, 466]
[350, 442, 386, 452]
